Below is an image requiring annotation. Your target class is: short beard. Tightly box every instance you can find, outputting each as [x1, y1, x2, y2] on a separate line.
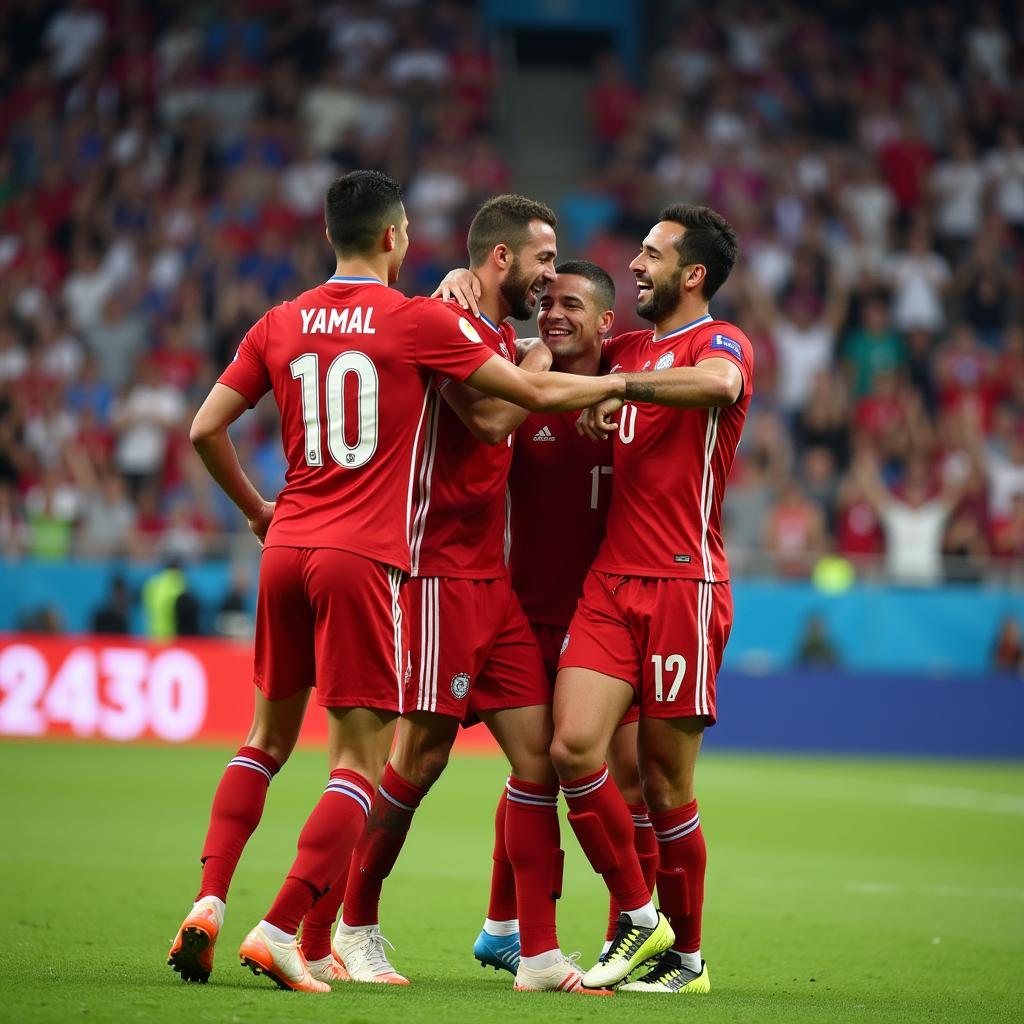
[500, 256, 534, 321]
[637, 265, 683, 322]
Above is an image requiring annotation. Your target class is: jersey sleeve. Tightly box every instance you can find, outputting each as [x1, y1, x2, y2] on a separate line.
[414, 302, 495, 383]
[218, 314, 272, 407]
[693, 326, 754, 399]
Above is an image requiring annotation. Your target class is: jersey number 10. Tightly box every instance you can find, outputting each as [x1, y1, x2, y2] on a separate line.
[290, 351, 378, 469]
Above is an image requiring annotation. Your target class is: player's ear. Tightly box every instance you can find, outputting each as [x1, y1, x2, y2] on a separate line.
[383, 223, 397, 253]
[492, 243, 510, 270]
[597, 309, 615, 336]
[684, 263, 707, 293]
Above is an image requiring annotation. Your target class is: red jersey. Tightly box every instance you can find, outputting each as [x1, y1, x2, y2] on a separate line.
[408, 310, 518, 579]
[509, 410, 613, 627]
[217, 276, 493, 572]
[594, 315, 754, 581]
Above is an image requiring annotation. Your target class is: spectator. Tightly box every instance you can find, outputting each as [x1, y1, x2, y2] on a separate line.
[111, 360, 186, 496]
[991, 618, 1024, 676]
[855, 453, 962, 586]
[141, 560, 187, 640]
[91, 575, 132, 634]
[796, 614, 841, 669]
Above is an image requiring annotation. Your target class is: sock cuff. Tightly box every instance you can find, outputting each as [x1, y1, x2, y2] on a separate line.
[506, 775, 559, 808]
[627, 802, 652, 828]
[560, 764, 609, 800]
[229, 745, 280, 781]
[325, 768, 374, 817]
[650, 800, 700, 843]
[379, 763, 424, 811]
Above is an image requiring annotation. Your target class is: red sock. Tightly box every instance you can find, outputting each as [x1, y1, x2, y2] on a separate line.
[341, 764, 424, 928]
[198, 746, 280, 902]
[504, 777, 561, 956]
[486, 787, 517, 922]
[264, 769, 373, 935]
[299, 851, 352, 963]
[650, 800, 706, 953]
[606, 804, 659, 941]
[561, 765, 650, 913]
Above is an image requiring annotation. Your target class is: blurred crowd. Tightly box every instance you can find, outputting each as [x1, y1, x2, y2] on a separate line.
[0, 0, 1022, 587]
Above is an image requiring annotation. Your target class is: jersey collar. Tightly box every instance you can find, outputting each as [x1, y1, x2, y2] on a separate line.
[653, 313, 713, 344]
[327, 275, 386, 286]
[476, 311, 505, 337]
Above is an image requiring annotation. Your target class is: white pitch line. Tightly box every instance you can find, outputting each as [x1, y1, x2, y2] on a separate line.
[898, 785, 1024, 816]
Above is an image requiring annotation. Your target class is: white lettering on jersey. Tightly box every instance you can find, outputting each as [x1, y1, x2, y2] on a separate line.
[300, 308, 377, 335]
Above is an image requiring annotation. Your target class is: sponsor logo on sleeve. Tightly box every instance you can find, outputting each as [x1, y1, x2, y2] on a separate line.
[450, 672, 470, 699]
[710, 334, 743, 360]
[459, 319, 483, 344]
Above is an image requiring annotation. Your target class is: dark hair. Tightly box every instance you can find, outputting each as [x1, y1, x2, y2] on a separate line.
[325, 171, 404, 256]
[555, 259, 615, 311]
[467, 194, 557, 267]
[658, 204, 738, 299]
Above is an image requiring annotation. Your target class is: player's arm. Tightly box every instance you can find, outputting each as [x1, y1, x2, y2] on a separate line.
[190, 383, 274, 543]
[441, 341, 553, 444]
[578, 359, 743, 439]
[465, 353, 624, 412]
[430, 268, 482, 316]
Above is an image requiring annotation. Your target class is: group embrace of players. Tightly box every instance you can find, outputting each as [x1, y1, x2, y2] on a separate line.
[168, 170, 752, 996]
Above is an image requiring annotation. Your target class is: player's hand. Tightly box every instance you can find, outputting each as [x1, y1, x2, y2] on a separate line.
[516, 337, 552, 371]
[246, 500, 275, 546]
[577, 398, 624, 440]
[430, 268, 481, 316]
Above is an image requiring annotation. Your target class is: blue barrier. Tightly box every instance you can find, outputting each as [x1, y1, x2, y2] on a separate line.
[707, 670, 1024, 759]
[1, 560, 1023, 677]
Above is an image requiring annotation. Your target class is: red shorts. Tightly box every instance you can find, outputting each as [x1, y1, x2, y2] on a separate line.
[255, 547, 407, 712]
[405, 576, 549, 721]
[531, 621, 639, 726]
[560, 572, 733, 724]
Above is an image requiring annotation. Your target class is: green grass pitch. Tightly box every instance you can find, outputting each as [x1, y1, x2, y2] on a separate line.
[1, 741, 1022, 1023]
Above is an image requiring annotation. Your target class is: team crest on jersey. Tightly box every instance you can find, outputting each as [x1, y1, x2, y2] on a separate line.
[451, 672, 470, 699]
[560, 632, 570, 655]
[655, 351, 675, 371]
[459, 319, 483, 344]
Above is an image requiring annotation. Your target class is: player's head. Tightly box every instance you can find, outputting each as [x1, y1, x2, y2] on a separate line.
[630, 204, 738, 322]
[467, 194, 557, 320]
[324, 170, 408, 283]
[539, 260, 615, 361]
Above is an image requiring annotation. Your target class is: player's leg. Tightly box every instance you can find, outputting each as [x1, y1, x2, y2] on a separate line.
[604, 713, 657, 953]
[618, 715, 710, 994]
[242, 551, 407, 993]
[241, 705, 396, 993]
[554, 573, 674, 987]
[169, 548, 315, 984]
[332, 710, 459, 983]
[620, 580, 730, 995]
[299, 713, 396, 978]
[474, 619, 560, 975]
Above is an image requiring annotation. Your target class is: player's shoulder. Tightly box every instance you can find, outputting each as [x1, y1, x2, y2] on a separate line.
[694, 320, 753, 361]
[601, 329, 650, 366]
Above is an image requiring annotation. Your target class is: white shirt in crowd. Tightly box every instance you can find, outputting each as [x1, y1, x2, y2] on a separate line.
[113, 384, 186, 476]
[884, 250, 951, 333]
[880, 500, 949, 586]
[772, 319, 836, 413]
[931, 159, 985, 240]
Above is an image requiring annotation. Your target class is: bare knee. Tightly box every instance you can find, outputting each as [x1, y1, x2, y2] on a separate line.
[549, 732, 604, 782]
[245, 726, 298, 769]
[640, 761, 694, 812]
